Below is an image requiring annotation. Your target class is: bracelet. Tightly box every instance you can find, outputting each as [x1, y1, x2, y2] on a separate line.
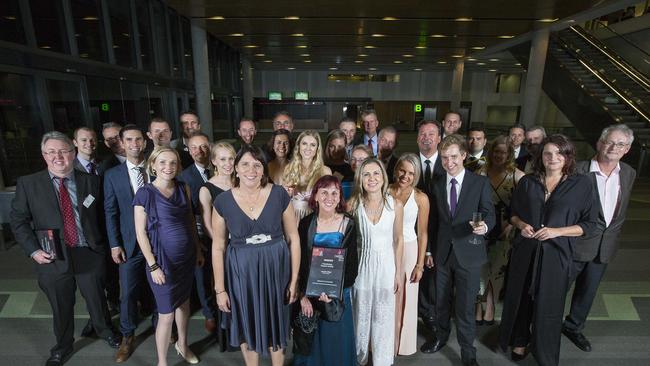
[148, 263, 160, 272]
[215, 289, 226, 295]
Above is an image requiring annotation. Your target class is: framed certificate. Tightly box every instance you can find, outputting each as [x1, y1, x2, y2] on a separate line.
[305, 246, 346, 299]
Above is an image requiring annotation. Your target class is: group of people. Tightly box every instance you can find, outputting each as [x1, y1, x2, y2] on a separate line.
[9, 108, 636, 366]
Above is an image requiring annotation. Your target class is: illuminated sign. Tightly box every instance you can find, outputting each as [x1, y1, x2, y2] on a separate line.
[294, 91, 309, 100]
[101, 103, 110, 111]
[414, 103, 422, 112]
[268, 91, 282, 101]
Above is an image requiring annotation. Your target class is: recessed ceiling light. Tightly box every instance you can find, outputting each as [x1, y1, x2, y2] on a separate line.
[4, 16, 16, 20]
[414, 68, 423, 71]
[208, 16, 225, 20]
[455, 17, 473, 21]
[515, 63, 522, 66]
[498, 35, 515, 39]
[264, 60, 272, 63]
[41, 45, 51, 49]
[300, 53, 310, 56]
[489, 69, 497, 72]
[291, 33, 304, 37]
[471, 46, 486, 50]
[489, 58, 499, 61]
[304, 60, 312, 63]
[437, 61, 447, 64]
[415, 46, 427, 49]
[369, 67, 377, 70]
[287, 67, 295, 70]
[466, 58, 477, 61]
[364, 45, 376, 49]
[254, 53, 265, 56]
[329, 67, 338, 70]
[403, 54, 414, 57]
[451, 55, 463, 58]
[477, 62, 486, 65]
[284, 16, 300, 20]
[537, 18, 559, 22]
[296, 45, 308, 48]
[382, 17, 398, 21]
[244, 45, 258, 48]
[371, 34, 386, 37]
[394, 60, 403, 64]
[358, 54, 368, 57]
[355, 60, 364, 63]
[430, 34, 447, 38]
[229, 33, 244, 36]
[82, 16, 99, 21]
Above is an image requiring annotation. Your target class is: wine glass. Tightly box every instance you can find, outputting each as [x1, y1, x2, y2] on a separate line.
[469, 212, 483, 245]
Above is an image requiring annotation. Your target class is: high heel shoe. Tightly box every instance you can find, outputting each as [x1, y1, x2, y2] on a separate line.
[175, 342, 199, 364]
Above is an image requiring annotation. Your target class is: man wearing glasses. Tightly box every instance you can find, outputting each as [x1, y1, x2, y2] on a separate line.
[272, 111, 294, 132]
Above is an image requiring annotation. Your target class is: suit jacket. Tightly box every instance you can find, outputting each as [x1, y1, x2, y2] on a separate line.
[432, 170, 496, 268]
[416, 154, 445, 253]
[10, 169, 105, 272]
[382, 153, 399, 183]
[98, 154, 122, 176]
[178, 164, 206, 211]
[103, 163, 139, 258]
[170, 138, 194, 169]
[73, 157, 99, 175]
[573, 160, 636, 263]
[464, 150, 487, 173]
[514, 145, 529, 172]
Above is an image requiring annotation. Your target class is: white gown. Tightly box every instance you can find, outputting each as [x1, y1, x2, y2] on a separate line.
[354, 195, 396, 366]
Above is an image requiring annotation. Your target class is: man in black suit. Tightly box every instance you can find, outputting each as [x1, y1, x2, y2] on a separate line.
[415, 120, 445, 331]
[72, 127, 99, 175]
[464, 128, 487, 173]
[522, 125, 546, 174]
[99, 122, 126, 175]
[144, 117, 172, 159]
[355, 109, 380, 156]
[563, 124, 636, 352]
[421, 135, 495, 366]
[171, 110, 200, 169]
[10, 131, 120, 366]
[378, 125, 399, 182]
[509, 124, 528, 171]
[178, 132, 219, 333]
[442, 111, 462, 139]
[339, 117, 357, 162]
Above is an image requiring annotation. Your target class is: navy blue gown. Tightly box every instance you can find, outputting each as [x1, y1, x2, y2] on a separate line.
[133, 182, 196, 314]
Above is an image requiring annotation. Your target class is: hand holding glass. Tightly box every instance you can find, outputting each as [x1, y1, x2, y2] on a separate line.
[469, 212, 483, 245]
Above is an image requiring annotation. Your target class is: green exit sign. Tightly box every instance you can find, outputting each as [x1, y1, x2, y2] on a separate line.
[414, 103, 422, 112]
[101, 103, 110, 111]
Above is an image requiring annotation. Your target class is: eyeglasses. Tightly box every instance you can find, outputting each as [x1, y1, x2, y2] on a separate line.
[43, 149, 74, 156]
[602, 141, 629, 149]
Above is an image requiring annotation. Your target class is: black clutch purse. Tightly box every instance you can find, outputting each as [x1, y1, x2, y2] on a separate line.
[292, 309, 321, 334]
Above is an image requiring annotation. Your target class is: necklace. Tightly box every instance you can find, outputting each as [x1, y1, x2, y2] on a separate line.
[240, 187, 262, 212]
[363, 199, 384, 217]
[317, 214, 340, 225]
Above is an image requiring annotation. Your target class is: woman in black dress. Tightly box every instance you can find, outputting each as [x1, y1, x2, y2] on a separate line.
[324, 129, 354, 182]
[499, 134, 598, 365]
[199, 141, 235, 239]
[211, 145, 301, 366]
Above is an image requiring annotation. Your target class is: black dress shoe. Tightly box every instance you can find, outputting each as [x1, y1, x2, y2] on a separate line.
[420, 339, 446, 354]
[105, 333, 122, 349]
[422, 317, 437, 332]
[462, 359, 479, 366]
[562, 327, 592, 352]
[475, 319, 484, 326]
[80, 320, 95, 337]
[46, 349, 72, 366]
[511, 350, 528, 362]
[483, 319, 495, 326]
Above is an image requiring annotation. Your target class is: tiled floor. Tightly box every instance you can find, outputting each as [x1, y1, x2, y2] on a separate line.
[2, 179, 650, 365]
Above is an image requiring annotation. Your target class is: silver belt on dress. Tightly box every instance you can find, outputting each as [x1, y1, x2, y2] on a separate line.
[245, 234, 272, 245]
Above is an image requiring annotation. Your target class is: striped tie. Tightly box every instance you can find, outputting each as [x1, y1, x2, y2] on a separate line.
[133, 167, 145, 191]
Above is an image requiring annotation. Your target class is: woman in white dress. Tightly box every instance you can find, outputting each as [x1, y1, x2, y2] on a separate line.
[388, 154, 429, 355]
[282, 130, 331, 224]
[348, 158, 404, 366]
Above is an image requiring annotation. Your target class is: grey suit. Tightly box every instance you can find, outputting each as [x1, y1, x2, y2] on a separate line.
[564, 160, 636, 332]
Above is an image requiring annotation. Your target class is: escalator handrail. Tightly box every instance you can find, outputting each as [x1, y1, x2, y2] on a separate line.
[593, 20, 650, 59]
[552, 35, 650, 124]
[569, 25, 650, 91]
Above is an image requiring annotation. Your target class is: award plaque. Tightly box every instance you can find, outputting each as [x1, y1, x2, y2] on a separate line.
[305, 246, 346, 299]
[36, 229, 62, 260]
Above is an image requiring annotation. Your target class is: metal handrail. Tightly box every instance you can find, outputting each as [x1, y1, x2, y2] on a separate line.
[569, 25, 650, 91]
[593, 20, 650, 59]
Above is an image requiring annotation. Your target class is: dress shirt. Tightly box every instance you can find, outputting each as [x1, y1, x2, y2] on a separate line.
[590, 159, 620, 227]
[76, 155, 97, 174]
[363, 134, 379, 156]
[48, 171, 89, 248]
[469, 150, 484, 160]
[420, 151, 439, 179]
[195, 163, 209, 183]
[126, 159, 148, 193]
[445, 169, 488, 232]
[513, 145, 521, 159]
[116, 154, 127, 163]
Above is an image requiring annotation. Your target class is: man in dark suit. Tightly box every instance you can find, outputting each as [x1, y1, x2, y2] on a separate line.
[233, 118, 270, 162]
[355, 109, 380, 156]
[339, 117, 357, 162]
[99, 122, 126, 175]
[171, 110, 200, 169]
[10, 131, 120, 366]
[421, 135, 495, 366]
[378, 125, 399, 182]
[464, 128, 487, 173]
[522, 125, 546, 174]
[415, 120, 445, 332]
[509, 124, 528, 171]
[563, 124, 636, 352]
[103, 124, 152, 362]
[178, 131, 219, 333]
[144, 117, 172, 159]
[442, 111, 462, 139]
[72, 127, 99, 175]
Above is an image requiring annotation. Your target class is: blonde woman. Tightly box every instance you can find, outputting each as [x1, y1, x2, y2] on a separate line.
[388, 153, 429, 356]
[349, 158, 404, 366]
[199, 141, 235, 240]
[282, 130, 332, 223]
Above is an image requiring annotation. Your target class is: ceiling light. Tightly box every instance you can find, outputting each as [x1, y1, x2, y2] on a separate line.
[41, 46, 52, 49]
[4, 16, 16, 20]
[304, 60, 312, 63]
[208, 16, 225, 20]
[403, 54, 414, 57]
[451, 55, 463, 58]
[415, 46, 427, 49]
[264, 60, 272, 63]
[287, 67, 295, 70]
[244, 45, 258, 48]
[477, 62, 486, 65]
[284, 16, 300, 20]
[430, 34, 447, 38]
[414, 68, 423, 71]
[466, 58, 477, 61]
[229, 33, 244, 36]
[371, 34, 386, 37]
[364, 45, 376, 49]
[382, 17, 398, 21]
[498, 35, 515, 39]
[369, 67, 377, 70]
[300, 53, 310, 56]
[394, 60, 403, 64]
[471, 46, 486, 50]
[254, 53, 265, 56]
[537, 18, 559, 22]
[355, 60, 364, 63]
[455, 17, 473, 21]
[358, 54, 368, 57]
[515, 63, 522, 66]
[82, 16, 99, 21]
[437, 61, 447, 64]
[329, 67, 338, 70]
[489, 69, 497, 72]
[291, 33, 304, 37]
[296, 45, 308, 48]
[489, 58, 499, 61]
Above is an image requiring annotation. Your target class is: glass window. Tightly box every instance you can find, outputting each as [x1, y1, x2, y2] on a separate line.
[134, 0, 153, 72]
[150, 1, 169, 75]
[168, 9, 181, 78]
[120, 81, 151, 129]
[107, 0, 134, 68]
[46, 79, 84, 136]
[212, 95, 230, 133]
[0, 72, 44, 186]
[70, 0, 106, 61]
[0, 0, 25, 44]
[86, 76, 125, 127]
[181, 18, 193, 80]
[29, 0, 68, 53]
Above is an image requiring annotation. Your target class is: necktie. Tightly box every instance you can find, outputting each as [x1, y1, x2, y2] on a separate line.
[87, 162, 97, 175]
[55, 177, 78, 247]
[133, 166, 145, 192]
[204, 168, 212, 180]
[450, 178, 458, 217]
[424, 159, 432, 188]
[367, 138, 373, 154]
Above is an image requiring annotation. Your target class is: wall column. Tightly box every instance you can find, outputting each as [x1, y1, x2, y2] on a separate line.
[241, 57, 254, 118]
[521, 28, 550, 127]
[191, 19, 213, 138]
[450, 59, 465, 111]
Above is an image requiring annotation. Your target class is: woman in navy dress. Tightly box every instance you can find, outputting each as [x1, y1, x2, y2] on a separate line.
[211, 145, 301, 366]
[134, 146, 204, 365]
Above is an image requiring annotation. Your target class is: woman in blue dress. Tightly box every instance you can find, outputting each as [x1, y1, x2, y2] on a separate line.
[211, 145, 301, 366]
[293, 175, 359, 365]
[133, 146, 204, 365]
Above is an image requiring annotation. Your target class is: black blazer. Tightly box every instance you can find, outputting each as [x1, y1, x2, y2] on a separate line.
[98, 154, 122, 176]
[171, 138, 194, 169]
[10, 169, 105, 271]
[178, 164, 205, 211]
[573, 160, 636, 263]
[416, 154, 445, 253]
[515, 145, 529, 172]
[431, 170, 496, 268]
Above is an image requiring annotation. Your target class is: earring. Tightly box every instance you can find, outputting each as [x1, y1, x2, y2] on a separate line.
[152, 169, 156, 175]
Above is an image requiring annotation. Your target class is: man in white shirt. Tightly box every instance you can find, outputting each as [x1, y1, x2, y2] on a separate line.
[360, 109, 380, 156]
[464, 128, 487, 172]
[73, 127, 99, 175]
[509, 124, 528, 171]
[171, 111, 200, 169]
[563, 124, 636, 353]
